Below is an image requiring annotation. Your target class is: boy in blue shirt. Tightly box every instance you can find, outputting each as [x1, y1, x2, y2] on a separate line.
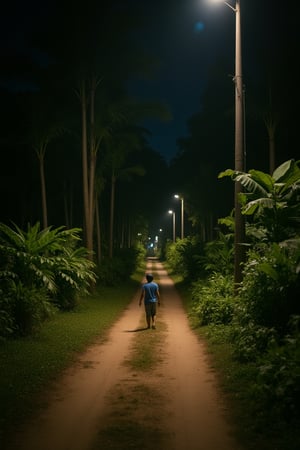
[139, 273, 160, 329]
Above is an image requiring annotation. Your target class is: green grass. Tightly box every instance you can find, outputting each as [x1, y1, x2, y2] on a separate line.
[0, 278, 140, 446]
[125, 318, 167, 372]
[93, 420, 167, 450]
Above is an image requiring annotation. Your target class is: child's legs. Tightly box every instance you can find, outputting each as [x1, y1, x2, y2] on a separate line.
[145, 304, 151, 327]
[150, 303, 157, 325]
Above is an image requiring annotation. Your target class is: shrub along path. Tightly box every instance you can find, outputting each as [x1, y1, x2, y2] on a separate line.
[6, 258, 243, 450]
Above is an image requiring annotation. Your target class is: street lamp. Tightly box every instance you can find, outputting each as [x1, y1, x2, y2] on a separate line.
[155, 228, 163, 252]
[211, 0, 245, 288]
[174, 194, 184, 239]
[168, 210, 176, 242]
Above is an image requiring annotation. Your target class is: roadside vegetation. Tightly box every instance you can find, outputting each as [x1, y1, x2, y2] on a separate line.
[0, 223, 145, 445]
[0, 159, 299, 449]
[0, 274, 143, 447]
[166, 159, 300, 450]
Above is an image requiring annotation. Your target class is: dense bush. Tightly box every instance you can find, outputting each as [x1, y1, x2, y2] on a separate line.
[202, 230, 234, 275]
[165, 236, 204, 279]
[228, 316, 300, 427]
[96, 245, 146, 286]
[0, 223, 96, 337]
[50, 246, 98, 310]
[254, 321, 300, 421]
[0, 287, 15, 339]
[165, 229, 234, 282]
[190, 273, 235, 326]
[0, 279, 56, 337]
[11, 283, 55, 336]
[230, 321, 278, 362]
[238, 242, 300, 334]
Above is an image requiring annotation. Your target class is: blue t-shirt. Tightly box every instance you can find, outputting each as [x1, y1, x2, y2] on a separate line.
[142, 281, 159, 304]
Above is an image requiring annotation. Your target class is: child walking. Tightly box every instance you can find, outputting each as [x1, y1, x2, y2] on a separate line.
[139, 273, 160, 329]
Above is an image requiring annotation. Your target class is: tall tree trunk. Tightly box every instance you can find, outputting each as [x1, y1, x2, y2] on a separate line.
[63, 182, 69, 228]
[39, 153, 48, 229]
[88, 76, 97, 254]
[264, 117, 276, 175]
[268, 126, 276, 175]
[120, 218, 125, 249]
[127, 219, 131, 248]
[80, 80, 93, 257]
[95, 194, 102, 264]
[109, 173, 116, 258]
[264, 89, 278, 175]
[63, 181, 73, 229]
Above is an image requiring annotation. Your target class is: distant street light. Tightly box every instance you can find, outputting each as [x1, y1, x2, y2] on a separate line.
[168, 210, 176, 242]
[174, 194, 184, 239]
[210, 0, 245, 289]
[155, 228, 163, 252]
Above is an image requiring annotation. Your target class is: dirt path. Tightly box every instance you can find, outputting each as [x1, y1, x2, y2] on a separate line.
[7, 258, 242, 450]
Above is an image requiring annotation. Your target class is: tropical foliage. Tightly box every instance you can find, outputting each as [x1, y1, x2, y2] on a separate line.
[219, 159, 300, 242]
[166, 160, 300, 438]
[0, 223, 96, 337]
[96, 245, 146, 286]
[191, 273, 235, 326]
[201, 228, 234, 275]
[237, 242, 300, 333]
[164, 236, 205, 280]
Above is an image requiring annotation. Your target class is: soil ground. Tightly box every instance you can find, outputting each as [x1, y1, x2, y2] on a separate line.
[6, 258, 243, 450]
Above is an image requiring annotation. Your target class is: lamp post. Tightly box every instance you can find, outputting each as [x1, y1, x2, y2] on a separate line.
[211, 0, 245, 289]
[174, 194, 184, 239]
[155, 228, 163, 252]
[168, 210, 176, 242]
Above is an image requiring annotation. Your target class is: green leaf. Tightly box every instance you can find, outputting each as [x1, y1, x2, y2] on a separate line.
[218, 169, 235, 179]
[234, 173, 269, 197]
[257, 262, 279, 281]
[242, 198, 276, 215]
[272, 159, 294, 181]
[248, 170, 274, 191]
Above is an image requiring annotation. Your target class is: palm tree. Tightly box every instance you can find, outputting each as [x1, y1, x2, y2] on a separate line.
[77, 86, 171, 260]
[28, 1, 170, 261]
[104, 130, 145, 258]
[76, 83, 128, 259]
[94, 172, 106, 264]
[32, 122, 65, 229]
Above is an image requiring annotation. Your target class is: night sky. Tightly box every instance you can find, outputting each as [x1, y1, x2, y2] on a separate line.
[0, 0, 299, 236]
[126, 0, 299, 162]
[2, 0, 298, 163]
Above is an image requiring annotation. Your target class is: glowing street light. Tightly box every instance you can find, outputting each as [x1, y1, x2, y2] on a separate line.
[174, 194, 184, 239]
[168, 210, 176, 242]
[210, 0, 245, 288]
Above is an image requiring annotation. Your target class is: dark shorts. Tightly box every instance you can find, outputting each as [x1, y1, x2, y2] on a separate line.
[145, 302, 157, 317]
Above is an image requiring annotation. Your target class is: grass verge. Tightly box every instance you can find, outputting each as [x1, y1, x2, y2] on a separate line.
[0, 277, 140, 446]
